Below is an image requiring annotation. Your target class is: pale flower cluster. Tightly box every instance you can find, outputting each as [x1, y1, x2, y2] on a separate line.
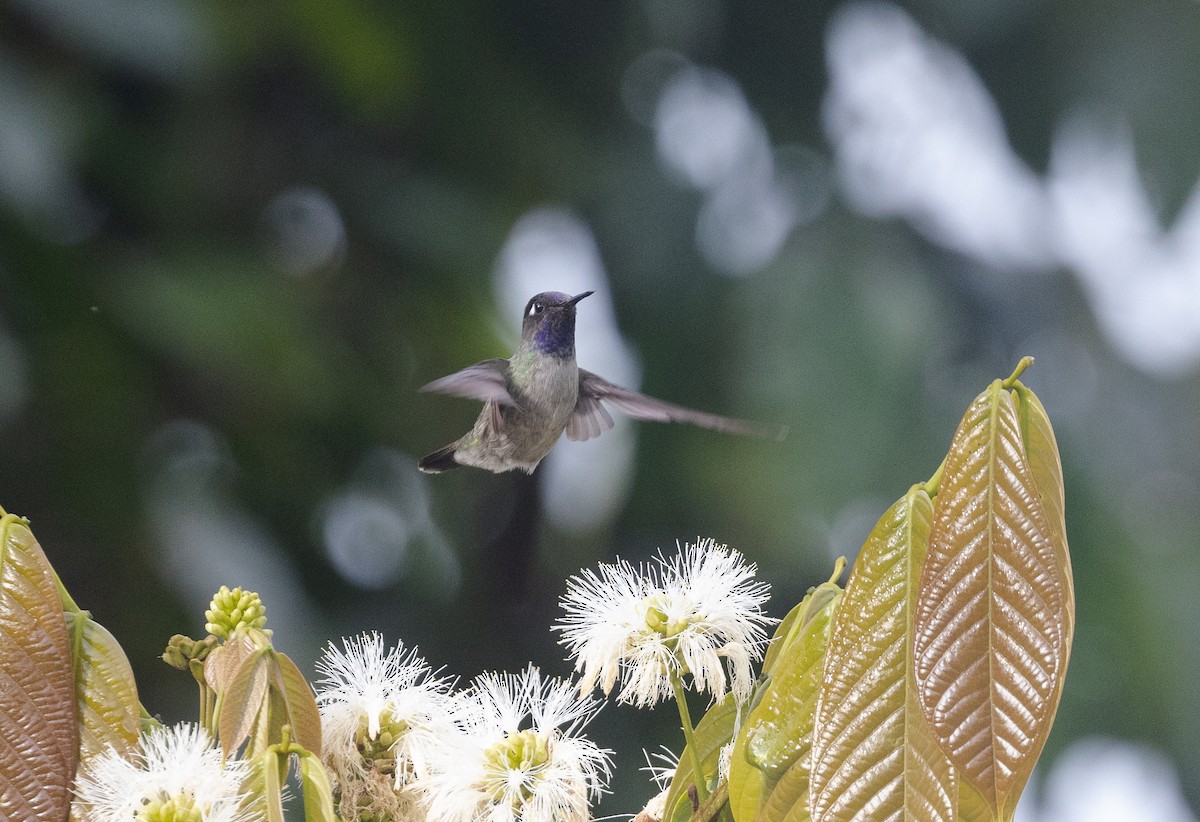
[319, 537, 768, 821]
[71, 537, 766, 822]
[555, 537, 773, 707]
[420, 666, 612, 822]
[315, 632, 455, 820]
[72, 723, 250, 822]
[315, 635, 610, 822]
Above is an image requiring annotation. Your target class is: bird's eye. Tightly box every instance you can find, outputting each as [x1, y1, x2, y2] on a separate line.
[529, 302, 544, 316]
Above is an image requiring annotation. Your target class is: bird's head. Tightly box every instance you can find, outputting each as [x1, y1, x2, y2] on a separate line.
[521, 290, 593, 357]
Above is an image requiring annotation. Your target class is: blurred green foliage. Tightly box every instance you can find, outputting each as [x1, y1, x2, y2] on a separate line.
[2, 0, 1199, 813]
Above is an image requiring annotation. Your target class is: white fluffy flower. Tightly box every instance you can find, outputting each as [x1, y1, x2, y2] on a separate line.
[634, 747, 678, 821]
[420, 666, 612, 822]
[555, 538, 773, 708]
[315, 631, 455, 815]
[72, 723, 250, 822]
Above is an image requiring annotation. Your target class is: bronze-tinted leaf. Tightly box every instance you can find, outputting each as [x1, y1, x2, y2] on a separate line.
[913, 381, 1070, 820]
[65, 612, 140, 763]
[270, 650, 323, 757]
[218, 647, 272, 758]
[205, 632, 258, 694]
[249, 677, 291, 758]
[809, 487, 956, 822]
[65, 610, 141, 822]
[0, 512, 78, 820]
[219, 643, 320, 761]
[728, 580, 840, 822]
[1013, 384, 1075, 647]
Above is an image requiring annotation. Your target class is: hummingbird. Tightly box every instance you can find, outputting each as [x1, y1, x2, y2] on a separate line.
[417, 291, 785, 474]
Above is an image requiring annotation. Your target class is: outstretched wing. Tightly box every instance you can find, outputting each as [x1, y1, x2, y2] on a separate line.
[568, 369, 787, 442]
[419, 358, 516, 406]
[565, 389, 615, 441]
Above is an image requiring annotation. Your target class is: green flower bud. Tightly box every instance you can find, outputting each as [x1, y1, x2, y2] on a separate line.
[482, 729, 550, 805]
[135, 792, 203, 822]
[204, 586, 269, 640]
[641, 593, 691, 639]
[354, 707, 411, 778]
[161, 634, 217, 670]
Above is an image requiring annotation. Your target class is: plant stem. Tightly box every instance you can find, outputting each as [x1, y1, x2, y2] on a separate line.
[199, 679, 215, 732]
[1002, 356, 1035, 388]
[670, 672, 710, 805]
[923, 457, 946, 498]
[47, 559, 82, 614]
[688, 780, 731, 822]
[826, 556, 847, 586]
[209, 693, 223, 739]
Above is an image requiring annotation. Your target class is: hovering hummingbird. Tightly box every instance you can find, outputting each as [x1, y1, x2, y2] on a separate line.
[417, 291, 785, 474]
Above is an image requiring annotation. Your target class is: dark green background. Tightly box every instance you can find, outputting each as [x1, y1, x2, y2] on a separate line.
[2, 0, 1198, 814]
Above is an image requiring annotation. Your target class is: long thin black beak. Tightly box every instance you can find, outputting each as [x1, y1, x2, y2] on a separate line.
[567, 291, 594, 306]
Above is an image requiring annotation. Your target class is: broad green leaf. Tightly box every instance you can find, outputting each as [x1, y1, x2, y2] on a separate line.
[1013, 383, 1075, 648]
[762, 603, 804, 678]
[663, 693, 739, 822]
[140, 708, 162, 735]
[64, 610, 141, 822]
[258, 749, 288, 822]
[913, 381, 1070, 821]
[218, 647, 272, 758]
[271, 650, 323, 757]
[239, 747, 286, 822]
[728, 581, 840, 822]
[809, 487, 956, 822]
[758, 760, 808, 822]
[0, 512, 78, 820]
[299, 751, 339, 822]
[763, 558, 846, 677]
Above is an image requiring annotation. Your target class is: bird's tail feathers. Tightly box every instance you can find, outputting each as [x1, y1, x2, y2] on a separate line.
[418, 442, 460, 473]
